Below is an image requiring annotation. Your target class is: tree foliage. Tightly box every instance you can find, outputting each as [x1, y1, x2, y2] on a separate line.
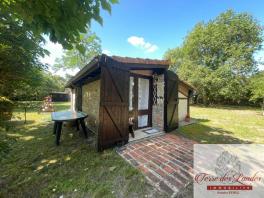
[249, 71, 264, 113]
[1, 0, 118, 49]
[0, 12, 66, 101]
[0, 12, 48, 98]
[1, 0, 110, 101]
[53, 32, 101, 70]
[12, 72, 66, 101]
[165, 10, 263, 105]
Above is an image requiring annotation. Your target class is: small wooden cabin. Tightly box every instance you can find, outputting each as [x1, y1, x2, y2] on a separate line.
[66, 55, 194, 151]
[178, 80, 195, 121]
[50, 92, 70, 102]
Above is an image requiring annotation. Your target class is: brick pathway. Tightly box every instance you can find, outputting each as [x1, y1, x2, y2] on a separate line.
[117, 134, 195, 197]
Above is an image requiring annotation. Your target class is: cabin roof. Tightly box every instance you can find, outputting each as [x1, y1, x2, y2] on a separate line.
[110, 55, 169, 65]
[179, 80, 196, 91]
[66, 54, 169, 87]
[50, 92, 69, 94]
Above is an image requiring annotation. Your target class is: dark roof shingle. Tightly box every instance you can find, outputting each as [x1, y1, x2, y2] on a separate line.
[110, 55, 169, 65]
[66, 54, 169, 87]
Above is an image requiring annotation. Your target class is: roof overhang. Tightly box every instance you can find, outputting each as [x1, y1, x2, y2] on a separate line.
[179, 79, 197, 97]
[65, 56, 100, 88]
[65, 54, 170, 88]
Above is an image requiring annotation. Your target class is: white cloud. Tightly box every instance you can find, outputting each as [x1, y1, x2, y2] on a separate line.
[54, 68, 80, 77]
[102, 49, 111, 56]
[146, 45, 158, 53]
[127, 36, 158, 53]
[127, 36, 145, 47]
[48, 67, 80, 78]
[40, 38, 76, 77]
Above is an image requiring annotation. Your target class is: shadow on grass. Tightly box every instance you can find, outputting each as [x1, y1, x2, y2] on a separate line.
[9, 120, 35, 126]
[0, 120, 161, 198]
[1, 120, 36, 133]
[176, 118, 253, 144]
[12, 101, 71, 114]
[13, 108, 41, 113]
[1, 122, 97, 196]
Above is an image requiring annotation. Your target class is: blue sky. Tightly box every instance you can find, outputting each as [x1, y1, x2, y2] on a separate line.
[42, 0, 264, 75]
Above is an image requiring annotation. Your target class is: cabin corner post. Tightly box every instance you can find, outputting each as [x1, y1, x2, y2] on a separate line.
[149, 77, 153, 127]
[72, 85, 82, 111]
[97, 61, 106, 152]
[79, 85, 82, 111]
[164, 70, 168, 132]
[187, 92, 190, 118]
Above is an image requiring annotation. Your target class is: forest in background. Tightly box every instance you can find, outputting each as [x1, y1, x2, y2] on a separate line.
[0, 3, 263, 109]
[165, 10, 264, 109]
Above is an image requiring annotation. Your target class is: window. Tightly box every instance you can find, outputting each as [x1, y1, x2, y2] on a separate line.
[138, 115, 148, 127]
[138, 78, 149, 110]
[129, 77, 134, 111]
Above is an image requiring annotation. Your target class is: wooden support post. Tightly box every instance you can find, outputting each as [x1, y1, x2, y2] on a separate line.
[53, 122, 57, 134]
[56, 122, 63, 145]
[76, 120, 79, 131]
[187, 96, 190, 118]
[80, 119, 88, 138]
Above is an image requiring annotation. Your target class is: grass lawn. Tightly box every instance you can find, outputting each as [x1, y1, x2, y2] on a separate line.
[177, 105, 264, 144]
[0, 102, 165, 198]
[1, 103, 264, 197]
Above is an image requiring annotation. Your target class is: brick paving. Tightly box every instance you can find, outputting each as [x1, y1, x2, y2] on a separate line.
[117, 134, 195, 197]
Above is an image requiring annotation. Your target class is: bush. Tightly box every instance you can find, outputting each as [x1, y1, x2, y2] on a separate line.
[0, 128, 16, 160]
[0, 96, 14, 121]
[0, 136, 13, 160]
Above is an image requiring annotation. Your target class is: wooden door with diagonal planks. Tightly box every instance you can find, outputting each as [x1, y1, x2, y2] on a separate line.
[98, 64, 129, 150]
[165, 70, 179, 132]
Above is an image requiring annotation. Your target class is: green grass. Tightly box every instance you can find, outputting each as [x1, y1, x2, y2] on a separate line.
[0, 102, 164, 198]
[2, 103, 263, 197]
[177, 105, 264, 144]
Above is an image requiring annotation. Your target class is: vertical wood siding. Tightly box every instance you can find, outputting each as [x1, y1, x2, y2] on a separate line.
[164, 70, 179, 132]
[98, 65, 129, 150]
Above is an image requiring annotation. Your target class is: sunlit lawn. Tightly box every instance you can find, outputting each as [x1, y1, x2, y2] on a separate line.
[177, 105, 264, 144]
[0, 102, 163, 198]
[2, 102, 263, 197]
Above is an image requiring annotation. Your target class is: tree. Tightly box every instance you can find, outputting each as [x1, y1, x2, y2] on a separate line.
[12, 71, 66, 101]
[1, 0, 118, 49]
[249, 71, 264, 115]
[0, 12, 48, 98]
[165, 10, 263, 105]
[0, 12, 65, 101]
[53, 32, 101, 70]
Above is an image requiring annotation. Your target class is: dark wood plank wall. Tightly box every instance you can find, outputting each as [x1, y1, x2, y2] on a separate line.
[164, 70, 179, 132]
[75, 86, 82, 111]
[97, 63, 130, 150]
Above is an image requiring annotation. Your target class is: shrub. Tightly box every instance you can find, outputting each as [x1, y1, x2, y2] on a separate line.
[0, 96, 14, 121]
